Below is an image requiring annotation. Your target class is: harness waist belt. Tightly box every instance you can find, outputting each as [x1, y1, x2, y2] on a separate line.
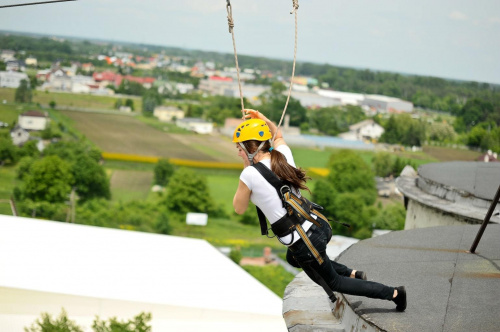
[271, 213, 305, 238]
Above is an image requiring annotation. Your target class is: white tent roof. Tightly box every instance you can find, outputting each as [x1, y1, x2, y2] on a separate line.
[0, 215, 286, 331]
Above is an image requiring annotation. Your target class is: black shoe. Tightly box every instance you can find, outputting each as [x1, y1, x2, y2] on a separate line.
[393, 286, 407, 312]
[355, 271, 367, 280]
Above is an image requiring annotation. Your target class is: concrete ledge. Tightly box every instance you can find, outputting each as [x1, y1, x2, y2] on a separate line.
[283, 272, 381, 332]
[396, 175, 500, 226]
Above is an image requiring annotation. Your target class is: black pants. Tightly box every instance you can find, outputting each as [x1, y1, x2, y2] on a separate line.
[286, 219, 394, 301]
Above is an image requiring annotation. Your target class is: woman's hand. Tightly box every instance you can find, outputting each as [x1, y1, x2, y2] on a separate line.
[243, 109, 267, 121]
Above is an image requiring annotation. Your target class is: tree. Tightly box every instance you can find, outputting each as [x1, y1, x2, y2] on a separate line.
[372, 203, 406, 230]
[142, 88, 162, 115]
[23, 155, 73, 203]
[72, 155, 111, 202]
[14, 79, 32, 103]
[17, 156, 35, 180]
[154, 159, 175, 186]
[92, 312, 152, 332]
[311, 179, 337, 217]
[25, 308, 83, 332]
[25, 309, 152, 332]
[380, 114, 426, 147]
[125, 98, 135, 111]
[238, 203, 259, 225]
[20, 140, 40, 158]
[155, 209, 172, 235]
[372, 152, 393, 177]
[0, 137, 19, 165]
[117, 80, 145, 96]
[327, 150, 377, 205]
[427, 121, 457, 142]
[165, 168, 217, 215]
[334, 192, 366, 237]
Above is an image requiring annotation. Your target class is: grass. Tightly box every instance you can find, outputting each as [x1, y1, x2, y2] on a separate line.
[59, 110, 223, 161]
[109, 170, 153, 202]
[0, 103, 31, 125]
[423, 145, 482, 162]
[0, 87, 143, 112]
[206, 171, 241, 214]
[0, 166, 19, 200]
[169, 216, 281, 250]
[0, 202, 12, 215]
[242, 265, 295, 297]
[136, 115, 191, 134]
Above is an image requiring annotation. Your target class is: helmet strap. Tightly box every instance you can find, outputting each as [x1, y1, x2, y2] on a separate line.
[239, 141, 266, 166]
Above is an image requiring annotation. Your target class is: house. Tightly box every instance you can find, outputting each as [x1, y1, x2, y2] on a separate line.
[114, 75, 155, 88]
[18, 111, 49, 131]
[10, 125, 30, 146]
[81, 63, 95, 73]
[6, 60, 25, 72]
[25, 57, 37, 67]
[0, 71, 29, 88]
[338, 119, 384, 142]
[154, 106, 184, 122]
[176, 118, 213, 134]
[0, 50, 15, 62]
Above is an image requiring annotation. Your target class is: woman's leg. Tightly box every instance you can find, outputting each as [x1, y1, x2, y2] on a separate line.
[291, 226, 393, 301]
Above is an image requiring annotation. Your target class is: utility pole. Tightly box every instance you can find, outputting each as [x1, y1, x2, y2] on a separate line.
[66, 188, 76, 223]
[71, 188, 76, 223]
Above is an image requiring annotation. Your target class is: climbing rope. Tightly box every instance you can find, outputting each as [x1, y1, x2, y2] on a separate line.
[226, 0, 245, 117]
[226, 0, 300, 144]
[273, 0, 300, 144]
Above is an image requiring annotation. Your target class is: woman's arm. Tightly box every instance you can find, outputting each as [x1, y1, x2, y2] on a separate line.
[233, 180, 251, 214]
[243, 109, 287, 149]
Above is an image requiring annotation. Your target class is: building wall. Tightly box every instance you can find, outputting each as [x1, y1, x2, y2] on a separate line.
[18, 116, 48, 131]
[404, 199, 478, 230]
[0, 71, 29, 88]
[388, 100, 413, 113]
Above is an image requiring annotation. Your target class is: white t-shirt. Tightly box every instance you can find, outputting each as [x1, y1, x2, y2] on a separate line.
[239, 144, 312, 245]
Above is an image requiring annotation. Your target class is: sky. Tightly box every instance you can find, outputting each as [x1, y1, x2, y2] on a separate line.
[1, 0, 500, 84]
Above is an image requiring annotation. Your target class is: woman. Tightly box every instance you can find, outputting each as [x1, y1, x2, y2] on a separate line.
[233, 109, 407, 311]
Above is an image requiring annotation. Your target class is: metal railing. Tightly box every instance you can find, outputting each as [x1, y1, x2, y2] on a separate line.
[469, 183, 500, 253]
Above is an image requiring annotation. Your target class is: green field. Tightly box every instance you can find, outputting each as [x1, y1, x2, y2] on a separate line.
[59, 110, 241, 163]
[0, 87, 143, 111]
[0, 166, 19, 200]
[109, 170, 154, 202]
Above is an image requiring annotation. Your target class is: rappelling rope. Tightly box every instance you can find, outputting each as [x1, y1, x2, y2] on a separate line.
[273, 0, 299, 144]
[226, 0, 245, 117]
[226, 0, 299, 144]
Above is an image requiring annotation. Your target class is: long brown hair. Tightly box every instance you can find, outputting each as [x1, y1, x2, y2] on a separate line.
[242, 140, 310, 192]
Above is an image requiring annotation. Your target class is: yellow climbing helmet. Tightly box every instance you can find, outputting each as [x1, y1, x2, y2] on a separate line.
[232, 119, 272, 143]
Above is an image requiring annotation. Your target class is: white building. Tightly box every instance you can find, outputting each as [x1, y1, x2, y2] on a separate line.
[0, 50, 15, 62]
[0, 71, 29, 88]
[363, 95, 413, 113]
[290, 90, 342, 108]
[10, 125, 30, 146]
[317, 89, 365, 106]
[154, 106, 185, 122]
[338, 119, 385, 142]
[176, 118, 213, 134]
[25, 57, 37, 66]
[0, 216, 286, 332]
[18, 111, 49, 131]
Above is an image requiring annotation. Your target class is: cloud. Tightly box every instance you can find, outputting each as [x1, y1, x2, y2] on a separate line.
[449, 10, 468, 21]
[489, 17, 500, 24]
